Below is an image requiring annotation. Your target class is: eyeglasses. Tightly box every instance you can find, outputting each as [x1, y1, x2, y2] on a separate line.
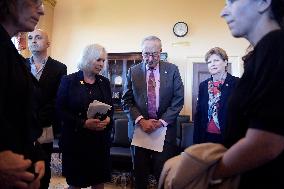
[142, 52, 160, 58]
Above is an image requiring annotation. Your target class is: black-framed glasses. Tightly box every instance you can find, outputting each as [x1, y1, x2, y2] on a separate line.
[142, 52, 160, 58]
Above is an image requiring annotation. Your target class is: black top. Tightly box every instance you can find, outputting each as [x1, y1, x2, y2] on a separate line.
[224, 30, 284, 188]
[0, 24, 44, 162]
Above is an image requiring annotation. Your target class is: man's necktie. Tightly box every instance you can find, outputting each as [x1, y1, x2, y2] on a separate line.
[148, 69, 157, 119]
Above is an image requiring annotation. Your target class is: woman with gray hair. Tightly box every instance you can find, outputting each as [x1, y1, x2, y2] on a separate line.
[56, 44, 113, 189]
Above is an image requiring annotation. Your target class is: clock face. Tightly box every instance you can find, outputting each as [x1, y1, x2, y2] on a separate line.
[173, 22, 188, 37]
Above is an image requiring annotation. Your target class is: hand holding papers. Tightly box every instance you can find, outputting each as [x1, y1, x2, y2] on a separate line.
[131, 124, 167, 152]
[87, 100, 112, 120]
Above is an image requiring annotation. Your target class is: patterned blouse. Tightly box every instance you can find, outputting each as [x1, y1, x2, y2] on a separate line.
[207, 80, 224, 134]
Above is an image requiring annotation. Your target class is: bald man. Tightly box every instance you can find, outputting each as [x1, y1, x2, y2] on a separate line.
[26, 29, 67, 189]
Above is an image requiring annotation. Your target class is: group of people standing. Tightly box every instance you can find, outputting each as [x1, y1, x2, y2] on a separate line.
[1, 0, 284, 189]
[161, 0, 284, 189]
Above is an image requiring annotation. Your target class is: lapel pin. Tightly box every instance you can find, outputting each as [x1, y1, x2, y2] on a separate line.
[80, 81, 84, 85]
[165, 71, 167, 74]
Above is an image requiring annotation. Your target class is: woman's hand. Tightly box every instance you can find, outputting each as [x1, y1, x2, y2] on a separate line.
[84, 116, 110, 131]
[100, 116, 110, 127]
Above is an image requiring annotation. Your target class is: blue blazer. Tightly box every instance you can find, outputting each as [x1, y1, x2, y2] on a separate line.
[193, 73, 239, 144]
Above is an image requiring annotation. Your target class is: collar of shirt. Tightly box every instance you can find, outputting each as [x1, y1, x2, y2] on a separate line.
[29, 56, 48, 66]
[146, 63, 159, 72]
[29, 56, 48, 80]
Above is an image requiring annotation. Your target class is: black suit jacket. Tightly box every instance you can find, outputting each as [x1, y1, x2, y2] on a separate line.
[26, 57, 67, 135]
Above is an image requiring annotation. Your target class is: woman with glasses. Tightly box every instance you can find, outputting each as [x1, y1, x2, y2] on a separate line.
[193, 47, 239, 145]
[0, 0, 45, 188]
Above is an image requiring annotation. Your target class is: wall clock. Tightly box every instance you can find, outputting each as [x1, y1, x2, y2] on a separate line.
[173, 22, 188, 37]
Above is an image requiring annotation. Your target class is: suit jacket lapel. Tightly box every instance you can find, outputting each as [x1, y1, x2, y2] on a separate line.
[95, 75, 107, 102]
[140, 62, 147, 104]
[38, 56, 51, 84]
[76, 71, 89, 108]
[159, 61, 167, 112]
[158, 61, 170, 112]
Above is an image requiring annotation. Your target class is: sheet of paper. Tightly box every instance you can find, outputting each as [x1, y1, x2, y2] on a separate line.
[131, 125, 167, 152]
[87, 100, 112, 118]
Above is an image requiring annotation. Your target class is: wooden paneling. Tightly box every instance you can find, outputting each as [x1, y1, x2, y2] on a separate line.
[102, 52, 167, 111]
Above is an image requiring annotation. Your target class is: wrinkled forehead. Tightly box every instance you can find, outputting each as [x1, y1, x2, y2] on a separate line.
[142, 40, 161, 52]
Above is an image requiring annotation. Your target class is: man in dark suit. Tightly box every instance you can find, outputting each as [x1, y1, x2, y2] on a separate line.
[26, 29, 67, 189]
[122, 36, 184, 189]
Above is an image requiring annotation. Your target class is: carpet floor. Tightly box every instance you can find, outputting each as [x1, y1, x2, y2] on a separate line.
[49, 153, 157, 189]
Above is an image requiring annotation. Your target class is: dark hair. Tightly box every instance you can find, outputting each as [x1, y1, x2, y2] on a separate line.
[0, 0, 17, 22]
[271, 0, 284, 28]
